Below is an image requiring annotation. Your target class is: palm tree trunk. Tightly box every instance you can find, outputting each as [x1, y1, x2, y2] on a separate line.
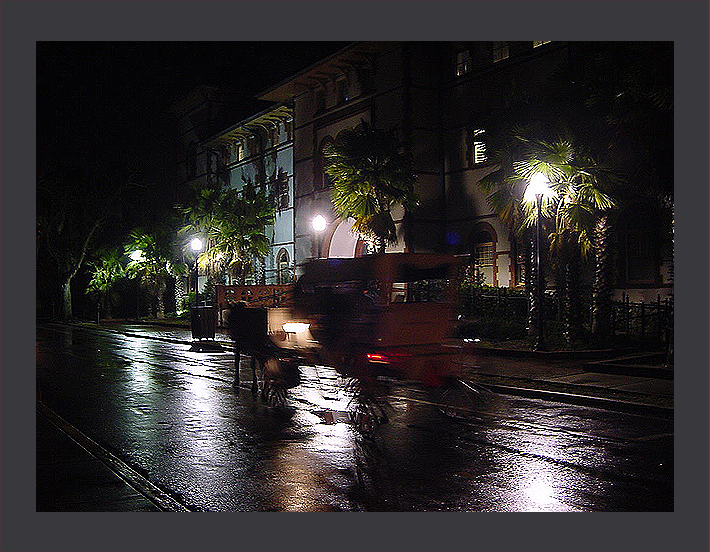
[592, 214, 614, 346]
[157, 294, 165, 318]
[61, 279, 73, 321]
[525, 232, 538, 337]
[564, 252, 582, 344]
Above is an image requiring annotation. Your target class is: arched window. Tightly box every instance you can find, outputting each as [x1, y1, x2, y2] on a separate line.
[471, 226, 497, 286]
[315, 136, 334, 190]
[276, 249, 290, 284]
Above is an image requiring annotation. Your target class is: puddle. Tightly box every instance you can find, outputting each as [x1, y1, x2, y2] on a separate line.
[314, 410, 351, 425]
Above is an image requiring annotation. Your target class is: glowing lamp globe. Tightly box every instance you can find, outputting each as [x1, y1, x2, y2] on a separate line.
[312, 215, 326, 232]
[524, 172, 552, 202]
[190, 237, 204, 252]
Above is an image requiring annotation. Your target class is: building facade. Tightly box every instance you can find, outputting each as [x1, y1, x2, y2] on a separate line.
[175, 42, 673, 303]
[173, 89, 295, 287]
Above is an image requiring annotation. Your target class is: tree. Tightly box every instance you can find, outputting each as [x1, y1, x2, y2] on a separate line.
[124, 229, 180, 318]
[85, 248, 126, 322]
[515, 138, 615, 343]
[323, 121, 418, 253]
[178, 179, 275, 285]
[37, 165, 133, 321]
[480, 135, 615, 344]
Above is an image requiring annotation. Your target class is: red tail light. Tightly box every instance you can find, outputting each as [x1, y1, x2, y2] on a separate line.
[366, 353, 390, 364]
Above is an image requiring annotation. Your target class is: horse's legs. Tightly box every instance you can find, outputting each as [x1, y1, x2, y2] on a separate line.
[232, 348, 241, 388]
[250, 354, 259, 396]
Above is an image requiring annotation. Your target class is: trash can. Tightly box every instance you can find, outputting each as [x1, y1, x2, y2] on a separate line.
[190, 306, 217, 340]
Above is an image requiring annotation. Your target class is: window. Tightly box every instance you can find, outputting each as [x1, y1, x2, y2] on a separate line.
[316, 136, 334, 190]
[456, 50, 472, 76]
[533, 41, 551, 48]
[492, 42, 509, 63]
[475, 243, 494, 269]
[473, 129, 487, 164]
[271, 170, 289, 210]
[472, 229, 496, 285]
[276, 249, 290, 284]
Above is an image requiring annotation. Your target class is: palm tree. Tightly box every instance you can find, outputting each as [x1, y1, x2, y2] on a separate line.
[85, 248, 126, 322]
[323, 121, 418, 253]
[481, 136, 615, 344]
[178, 179, 275, 285]
[124, 230, 179, 318]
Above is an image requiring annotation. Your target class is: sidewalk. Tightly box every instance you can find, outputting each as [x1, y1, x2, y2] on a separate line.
[87, 320, 674, 418]
[36, 406, 160, 511]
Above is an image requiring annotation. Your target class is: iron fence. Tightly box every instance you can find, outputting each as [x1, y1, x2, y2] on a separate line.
[612, 294, 674, 346]
[459, 287, 673, 348]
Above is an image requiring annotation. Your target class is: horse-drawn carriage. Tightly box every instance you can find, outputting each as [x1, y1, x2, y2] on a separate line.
[226, 253, 467, 408]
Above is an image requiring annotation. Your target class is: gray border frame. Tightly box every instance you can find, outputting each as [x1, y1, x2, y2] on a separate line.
[6, 1, 708, 551]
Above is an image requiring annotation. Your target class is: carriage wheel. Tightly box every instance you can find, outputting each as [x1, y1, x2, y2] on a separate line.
[436, 378, 493, 420]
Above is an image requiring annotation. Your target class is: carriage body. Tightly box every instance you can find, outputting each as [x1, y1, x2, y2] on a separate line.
[270, 253, 464, 387]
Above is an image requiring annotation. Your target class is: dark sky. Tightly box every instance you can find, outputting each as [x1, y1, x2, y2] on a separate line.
[36, 41, 350, 236]
[37, 41, 350, 166]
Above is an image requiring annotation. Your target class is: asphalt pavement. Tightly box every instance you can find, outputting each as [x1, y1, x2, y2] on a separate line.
[36, 320, 673, 511]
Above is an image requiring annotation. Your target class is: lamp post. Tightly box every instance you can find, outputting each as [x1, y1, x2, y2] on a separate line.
[190, 237, 204, 303]
[312, 215, 326, 259]
[129, 250, 145, 319]
[524, 172, 552, 351]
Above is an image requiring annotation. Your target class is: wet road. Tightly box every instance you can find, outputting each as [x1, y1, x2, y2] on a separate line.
[36, 323, 673, 511]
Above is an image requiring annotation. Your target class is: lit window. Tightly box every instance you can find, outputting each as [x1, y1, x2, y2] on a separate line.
[475, 243, 494, 269]
[473, 129, 487, 164]
[492, 42, 509, 63]
[277, 249, 290, 284]
[456, 50, 472, 76]
[472, 229, 496, 286]
[533, 41, 551, 48]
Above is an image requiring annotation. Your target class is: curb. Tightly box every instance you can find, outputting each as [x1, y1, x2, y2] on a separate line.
[459, 343, 636, 360]
[482, 383, 673, 419]
[37, 401, 191, 512]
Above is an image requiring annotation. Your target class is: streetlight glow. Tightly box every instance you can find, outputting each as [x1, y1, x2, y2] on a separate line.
[190, 237, 204, 252]
[129, 250, 145, 262]
[312, 215, 326, 232]
[524, 172, 553, 202]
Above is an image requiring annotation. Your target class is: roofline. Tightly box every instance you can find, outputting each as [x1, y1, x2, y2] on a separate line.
[202, 102, 293, 146]
[256, 42, 358, 101]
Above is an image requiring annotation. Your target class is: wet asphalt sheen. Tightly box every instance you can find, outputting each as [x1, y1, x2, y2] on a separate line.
[36, 323, 673, 512]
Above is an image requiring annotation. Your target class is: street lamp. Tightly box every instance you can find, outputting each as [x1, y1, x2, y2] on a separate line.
[524, 172, 553, 351]
[129, 250, 145, 319]
[190, 237, 204, 299]
[312, 215, 326, 258]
